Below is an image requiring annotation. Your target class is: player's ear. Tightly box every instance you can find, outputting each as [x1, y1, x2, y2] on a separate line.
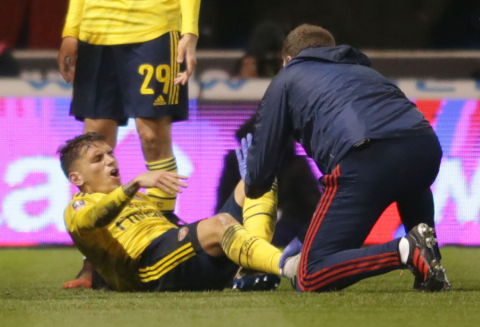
[283, 56, 292, 67]
[69, 171, 84, 188]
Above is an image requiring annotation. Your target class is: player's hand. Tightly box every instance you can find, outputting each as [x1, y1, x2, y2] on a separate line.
[134, 170, 188, 195]
[235, 133, 253, 181]
[174, 33, 198, 86]
[62, 274, 92, 289]
[279, 237, 303, 268]
[57, 37, 79, 83]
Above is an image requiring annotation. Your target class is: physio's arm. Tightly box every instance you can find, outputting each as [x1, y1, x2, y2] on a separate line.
[245, 76, 292, 198]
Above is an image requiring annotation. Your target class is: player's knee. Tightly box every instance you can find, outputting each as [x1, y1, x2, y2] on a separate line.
[138, 128, 170, 148]
[212, 213, 238, 239]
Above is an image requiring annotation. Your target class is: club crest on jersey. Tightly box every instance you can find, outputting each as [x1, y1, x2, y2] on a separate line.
[72, 200, 86, 211]
[178, 227, 189, 241]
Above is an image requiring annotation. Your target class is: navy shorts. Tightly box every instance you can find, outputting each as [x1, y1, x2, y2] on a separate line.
[138, 222, 238, 292]
[71, 31, 189, 126]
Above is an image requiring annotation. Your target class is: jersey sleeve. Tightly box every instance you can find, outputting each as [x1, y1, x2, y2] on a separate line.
[179, 0, 201, 36]
[62, 0, 85, 38]
[66, 187, 133, 232]
[245, 75, 293, 199]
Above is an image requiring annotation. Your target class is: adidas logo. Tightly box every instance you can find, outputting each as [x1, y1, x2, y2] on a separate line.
[153, 95, 166, 106]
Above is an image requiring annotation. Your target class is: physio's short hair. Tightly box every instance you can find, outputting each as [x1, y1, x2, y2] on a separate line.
[57, 132, 107, 177]
[281, 24, 336, 58]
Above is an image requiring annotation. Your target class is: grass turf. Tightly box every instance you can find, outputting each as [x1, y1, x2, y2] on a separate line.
[1, 247, 479, 327]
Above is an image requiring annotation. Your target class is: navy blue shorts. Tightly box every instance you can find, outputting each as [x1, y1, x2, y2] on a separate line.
[71, 31, 189, 126]
[138, 221, 238, 292]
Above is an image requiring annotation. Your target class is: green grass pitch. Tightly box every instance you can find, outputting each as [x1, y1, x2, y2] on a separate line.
[1, 247, 480, 327]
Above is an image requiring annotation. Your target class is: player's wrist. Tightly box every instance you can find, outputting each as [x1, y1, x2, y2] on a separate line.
[180, 32, 199, 42]
[123, 179, 141, 197]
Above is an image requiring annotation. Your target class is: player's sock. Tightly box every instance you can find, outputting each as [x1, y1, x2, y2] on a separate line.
[399, 237, 410, 264]
[221, 224, 282, 275]
[146, 157, 178, 215]
[243, 182, 278, 242]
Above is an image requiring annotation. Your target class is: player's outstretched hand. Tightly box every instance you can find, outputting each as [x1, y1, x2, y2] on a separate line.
[57, 37, 78, 83]
[134, 170, 188, 195]
[279, 237, 303, 268]
[174, 33, 198, 86]
[235, 133, 253, 181]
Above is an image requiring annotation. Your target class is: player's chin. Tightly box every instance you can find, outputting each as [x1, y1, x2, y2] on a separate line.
[106, 174, 122, 188]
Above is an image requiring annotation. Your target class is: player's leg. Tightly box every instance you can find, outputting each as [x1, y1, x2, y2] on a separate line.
[216, 181, 281, 290]
[135, 116, 173, 160]
[113, 32, 188, 218]
[217, 180, 278, 241]
[138, 211, 281, 291]
[83, 118, 119, 148]
[196, 212, 282, 275]
[136, 116, 179, 219]
[196, 183, 282, 274]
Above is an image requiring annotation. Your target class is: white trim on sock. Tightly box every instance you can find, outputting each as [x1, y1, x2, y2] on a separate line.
[399, 237, 409, 265]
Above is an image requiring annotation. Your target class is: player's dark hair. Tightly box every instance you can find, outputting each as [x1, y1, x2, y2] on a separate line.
[281, 24, 336, 59]
[57, 132, 107, 177]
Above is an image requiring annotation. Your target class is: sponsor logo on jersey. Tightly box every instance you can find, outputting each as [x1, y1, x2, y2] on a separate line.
[72, 200, 86, 211]
[178, 227, 189, 241]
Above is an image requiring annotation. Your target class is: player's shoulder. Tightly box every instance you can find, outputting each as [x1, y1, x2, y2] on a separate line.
[66, 192, 100, 215]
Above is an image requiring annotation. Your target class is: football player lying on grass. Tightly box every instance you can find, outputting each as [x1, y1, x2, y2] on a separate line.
[59, 133, 283, 292]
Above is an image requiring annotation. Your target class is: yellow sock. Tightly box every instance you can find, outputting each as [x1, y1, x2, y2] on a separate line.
[221, 224, 281, 275]
[243, 182, 278, 242]
[146, 157, 177, 212]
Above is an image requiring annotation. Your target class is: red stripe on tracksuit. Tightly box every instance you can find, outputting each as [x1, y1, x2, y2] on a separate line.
[301, 252, 398, 284]
[306, 258, 401, 290]
[300, 165, 340, 283]
[298, 165, 401, 292]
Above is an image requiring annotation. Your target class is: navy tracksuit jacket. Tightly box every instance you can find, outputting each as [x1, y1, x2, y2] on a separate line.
[245, 45, 443, 292]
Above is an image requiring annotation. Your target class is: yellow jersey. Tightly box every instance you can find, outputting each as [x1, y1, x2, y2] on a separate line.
[62, 0, 201, 45]
[64, 186, 177, 291]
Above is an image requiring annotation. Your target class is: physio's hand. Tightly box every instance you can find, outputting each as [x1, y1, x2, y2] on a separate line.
[235, 133, 253, 181]
[134, 171, 188, 194]
[174, 33, 198, 86]
[57, 37, 78, 83]
[279, 237, 303, 268]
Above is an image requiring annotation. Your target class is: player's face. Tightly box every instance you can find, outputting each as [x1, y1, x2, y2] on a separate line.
[71, 141, 122, 194]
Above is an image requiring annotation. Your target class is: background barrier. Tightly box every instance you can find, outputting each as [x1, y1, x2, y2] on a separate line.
[0, 79, 479, 246]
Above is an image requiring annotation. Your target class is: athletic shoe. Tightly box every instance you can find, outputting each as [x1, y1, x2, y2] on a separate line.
[232, 268, 281, 291]
[405, 223, 452, 291]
